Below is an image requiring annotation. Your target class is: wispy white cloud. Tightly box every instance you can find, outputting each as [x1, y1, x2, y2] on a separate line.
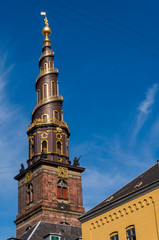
[0, 48, 29, 240]
[138, 83, 158, 113]
[72, 82, 159, 210]
[131, 83, 158, 143]
[0, 53, 27, 189]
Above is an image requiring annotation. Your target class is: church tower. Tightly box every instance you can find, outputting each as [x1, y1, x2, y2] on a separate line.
[14, 14, 85, 239]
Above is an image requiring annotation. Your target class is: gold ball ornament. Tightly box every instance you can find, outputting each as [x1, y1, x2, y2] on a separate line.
[42, 26, 51, 37]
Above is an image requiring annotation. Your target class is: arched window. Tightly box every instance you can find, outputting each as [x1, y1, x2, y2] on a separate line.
[57, 81, 59, 95]
[51, 82, 57, 96]
[55, 82, 57, 95]
[110, 233, 119, 240]
[27, 183, 33, 205]
[43, 83, 48, 99]
[61, 110, 63, 121]
[42, 140, 47, 153]
[51, 81, 55, 96]
[44, 62, 48, 70]
[53, 110, 59, 120]
[49, 61, 53, 69]
[37, 89, 41, 103]
[30, 140, 34, 159]
[57, 180, 67, 200]
[42, 114, 48, 120]
[57, 141, 62, 154]
[126, 226, 136, 240]
[66, 139, 69, 157]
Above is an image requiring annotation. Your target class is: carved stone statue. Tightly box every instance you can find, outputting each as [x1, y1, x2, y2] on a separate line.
[41, 149, 47, 159]
[20, 163, 25, 173]
[73, 156, 81, 167]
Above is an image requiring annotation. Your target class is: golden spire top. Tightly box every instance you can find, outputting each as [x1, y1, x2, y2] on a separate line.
[40, 12, 51, 44]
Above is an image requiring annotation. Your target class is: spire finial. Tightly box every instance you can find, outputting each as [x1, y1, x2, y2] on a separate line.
[40, 12, 51, 44]
[41, 12, 49, 26]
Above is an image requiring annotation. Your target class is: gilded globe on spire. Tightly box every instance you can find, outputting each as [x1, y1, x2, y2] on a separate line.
[41, 12, 51, 40]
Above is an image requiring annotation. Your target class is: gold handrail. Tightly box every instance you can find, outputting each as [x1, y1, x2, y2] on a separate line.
[32, 95, 63, 114]
[39, 50, 54, 61]
[28, 117, 69, 131]
[36, 67, 59, 83]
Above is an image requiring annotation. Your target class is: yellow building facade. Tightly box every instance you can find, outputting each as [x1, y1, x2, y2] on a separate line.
[80, 163, 159, 240]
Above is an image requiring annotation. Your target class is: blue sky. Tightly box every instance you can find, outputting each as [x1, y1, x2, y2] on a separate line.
[1, 0, 159, 239]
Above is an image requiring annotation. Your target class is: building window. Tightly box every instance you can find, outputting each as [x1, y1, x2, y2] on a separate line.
[110, 232, 119, 240]
[53, 110, 59, 120]
[27, 183, 33, 205]
[66, 139, 69, 157]
[37, 89, 41, 103]
[61, 110, 63, 121]
[110, 234, 119, 240]
[42, 114, 48, 120]
[126, 227, 136, 240]
[49, 61, 53, 69]
[30, 140, 34, 159]
[44, 62, 48, 70]
[57, 141, 62, 154]
[42, 140, 47, 153]
[57, 180, 67, 200]
[51, 236, 60, 240]
[43, 83, 48, 99]
[44, 234, 61, 240]
[51, 81, 55, 96]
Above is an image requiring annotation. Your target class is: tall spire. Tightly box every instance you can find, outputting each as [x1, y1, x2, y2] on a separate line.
[27, 12, 69, 166]
[14, 15, 85, 238]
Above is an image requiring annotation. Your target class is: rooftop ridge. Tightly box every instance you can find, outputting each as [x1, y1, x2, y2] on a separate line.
[80, 162, 159, 221]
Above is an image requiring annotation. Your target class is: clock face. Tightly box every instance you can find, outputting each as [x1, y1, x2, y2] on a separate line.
[25, 170, 32, 183]
[58, 166, 68, 178]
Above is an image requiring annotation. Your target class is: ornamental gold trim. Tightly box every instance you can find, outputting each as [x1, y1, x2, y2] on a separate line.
[41, 132, 48, 138]
[57, 166, 68, 179]
[25, 170, 32, 183]
[28, 118, 69, 132]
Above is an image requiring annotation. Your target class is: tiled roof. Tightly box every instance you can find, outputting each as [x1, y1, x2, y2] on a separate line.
[20, 221, 81, 240]
[79, 162, 159, 222]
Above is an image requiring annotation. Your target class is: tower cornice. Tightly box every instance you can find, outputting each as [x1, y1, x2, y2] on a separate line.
[14, 159, 85, 181]
[27, 119, 69, 134]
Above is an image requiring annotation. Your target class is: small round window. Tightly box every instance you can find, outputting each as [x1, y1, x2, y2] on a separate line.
[56, 133, 61, 139]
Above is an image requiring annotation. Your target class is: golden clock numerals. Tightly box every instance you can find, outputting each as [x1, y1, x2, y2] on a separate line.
[58, 166, 68, 179]
[25, 170, 32, 183]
